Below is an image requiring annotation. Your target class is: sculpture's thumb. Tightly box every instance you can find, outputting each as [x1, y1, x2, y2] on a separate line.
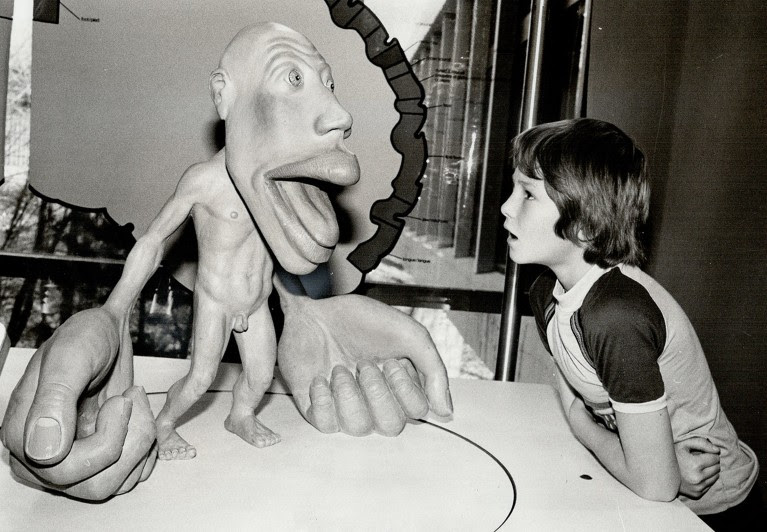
[24, 308, 120, 465]
[23, 383, 77, 465]
[411, 345, 453, 419]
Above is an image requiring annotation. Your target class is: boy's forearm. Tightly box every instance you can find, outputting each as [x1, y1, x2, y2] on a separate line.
[568, 403, 679, 501]
[570, 412, 626, 473]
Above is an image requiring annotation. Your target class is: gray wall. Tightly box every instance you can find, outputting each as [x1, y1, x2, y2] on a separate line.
[589, 0, 767, 503]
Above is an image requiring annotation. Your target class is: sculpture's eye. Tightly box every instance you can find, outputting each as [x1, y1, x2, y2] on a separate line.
[325, 77, 335, 93]
[288, 69, 303, 87]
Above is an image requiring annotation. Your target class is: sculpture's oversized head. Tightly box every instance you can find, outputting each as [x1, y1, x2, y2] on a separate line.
[210, 23, 360, 275]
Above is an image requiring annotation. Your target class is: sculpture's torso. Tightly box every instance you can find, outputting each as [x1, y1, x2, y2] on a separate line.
[188, 155, 273, 321]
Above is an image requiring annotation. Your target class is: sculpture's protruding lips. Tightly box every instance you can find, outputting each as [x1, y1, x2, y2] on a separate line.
[264, 150, 360, 265]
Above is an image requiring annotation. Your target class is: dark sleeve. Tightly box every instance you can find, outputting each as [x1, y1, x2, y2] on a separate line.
[528, 269, 557, 355]
[579, 270, 666, 404]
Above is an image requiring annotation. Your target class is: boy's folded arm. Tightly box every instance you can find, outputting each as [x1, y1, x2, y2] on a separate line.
[568, 400, 680, 501]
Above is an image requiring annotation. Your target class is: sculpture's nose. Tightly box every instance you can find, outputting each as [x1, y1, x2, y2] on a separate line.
[315, 96, 353, 139]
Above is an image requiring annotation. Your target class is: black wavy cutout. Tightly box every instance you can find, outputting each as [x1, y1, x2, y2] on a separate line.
[323, 0, 428, 273]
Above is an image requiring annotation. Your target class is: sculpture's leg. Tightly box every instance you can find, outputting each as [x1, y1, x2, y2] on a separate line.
[225, 303, 280, 448]
[156, 293, 230, 460]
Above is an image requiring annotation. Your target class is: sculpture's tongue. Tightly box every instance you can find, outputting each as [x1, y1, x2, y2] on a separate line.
[277, 180, 339, 248]
[265, 150, 360, 252]
[265, 150, 360, 186]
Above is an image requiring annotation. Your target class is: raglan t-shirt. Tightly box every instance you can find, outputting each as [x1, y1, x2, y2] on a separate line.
[530, 264, 759, 515]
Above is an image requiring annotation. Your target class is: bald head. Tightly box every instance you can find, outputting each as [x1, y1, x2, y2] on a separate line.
[209, 23, 358, 276]
[218, 23, 324, 84]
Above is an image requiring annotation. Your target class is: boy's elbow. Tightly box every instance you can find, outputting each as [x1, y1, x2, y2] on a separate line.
[637, 485, 678, 503]
[633, 473, 680, 502]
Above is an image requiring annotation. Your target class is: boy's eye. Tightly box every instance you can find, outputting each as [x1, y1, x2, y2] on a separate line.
[288, 69, 303, 87]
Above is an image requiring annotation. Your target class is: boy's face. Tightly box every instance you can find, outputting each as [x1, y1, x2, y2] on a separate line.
[501, 169, 585, 270]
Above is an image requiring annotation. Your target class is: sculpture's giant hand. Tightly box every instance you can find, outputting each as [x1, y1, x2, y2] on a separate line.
[0, 308, 156, 500]
[274, 273, 453, 437]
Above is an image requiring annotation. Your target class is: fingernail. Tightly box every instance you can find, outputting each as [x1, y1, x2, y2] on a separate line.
[331, 365, 352, 379]
[445, 389, 454, 413]
[355, 360, 374, 375]
[382, 359, 400, 375]
[357, 360, 378, 379]
[121, 396, 133, 418]
[27, 417, 62, 461]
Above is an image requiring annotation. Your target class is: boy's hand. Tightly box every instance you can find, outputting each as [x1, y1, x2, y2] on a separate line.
[675, 437, 721, 499]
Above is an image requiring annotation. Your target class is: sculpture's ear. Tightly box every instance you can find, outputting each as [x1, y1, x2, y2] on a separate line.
[210, 68, 234, 120]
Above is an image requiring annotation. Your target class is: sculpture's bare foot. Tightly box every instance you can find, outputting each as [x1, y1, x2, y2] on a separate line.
[225, 413, 281, 448]
[157, 426, 197, 460]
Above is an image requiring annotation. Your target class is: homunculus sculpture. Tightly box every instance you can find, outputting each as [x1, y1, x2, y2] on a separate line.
[1, 22, 452, 500]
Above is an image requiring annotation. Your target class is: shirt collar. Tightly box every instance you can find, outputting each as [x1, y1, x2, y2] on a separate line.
[553, 263, 613, 312]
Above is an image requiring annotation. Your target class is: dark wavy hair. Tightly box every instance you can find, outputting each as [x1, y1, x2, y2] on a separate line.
[511, 118, 649, 267]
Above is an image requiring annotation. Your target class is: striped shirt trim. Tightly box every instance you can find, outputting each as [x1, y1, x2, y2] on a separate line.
[611, 394, 668, 414]
[570, 311, 594, 369]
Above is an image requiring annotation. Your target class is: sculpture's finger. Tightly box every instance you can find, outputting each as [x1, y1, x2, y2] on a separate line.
[9, 455, 42, 486]
[23, 357, 85, 464]
[1, 352, 43, 459]
[60, 386, 155, 501]
[383, 359, 429, 419]
[400, 358, 422, 386]
[115, 444, 152, 495]
[139, 442, 158, 482]
[357, 360, 406, 436]
[121, 386, 156, 443]
[9, 397, 141, 502]
[23, 310, 120, 465]
[330, 366, 373, 436]
[22, 395, 132, 486]
[398, 328, 453, 418]
[306, 376, 339, 433]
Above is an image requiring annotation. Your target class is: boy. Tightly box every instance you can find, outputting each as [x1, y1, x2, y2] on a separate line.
[501, 118, 759, 525]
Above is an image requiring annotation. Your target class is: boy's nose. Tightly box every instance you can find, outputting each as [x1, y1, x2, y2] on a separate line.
[500, 196, 515, 218]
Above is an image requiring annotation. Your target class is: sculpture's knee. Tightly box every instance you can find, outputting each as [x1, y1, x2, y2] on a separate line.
[188, 368, 217, 397]
[243, 367, 273, 393]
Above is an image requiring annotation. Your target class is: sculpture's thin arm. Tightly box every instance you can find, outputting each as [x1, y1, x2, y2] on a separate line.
[103, 169, 199, 317]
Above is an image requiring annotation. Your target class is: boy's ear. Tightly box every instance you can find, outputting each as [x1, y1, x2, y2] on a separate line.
[210, 68, 234, 120]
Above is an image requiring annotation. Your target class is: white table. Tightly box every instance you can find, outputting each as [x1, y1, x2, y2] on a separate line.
[0, 348, 708, 531]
